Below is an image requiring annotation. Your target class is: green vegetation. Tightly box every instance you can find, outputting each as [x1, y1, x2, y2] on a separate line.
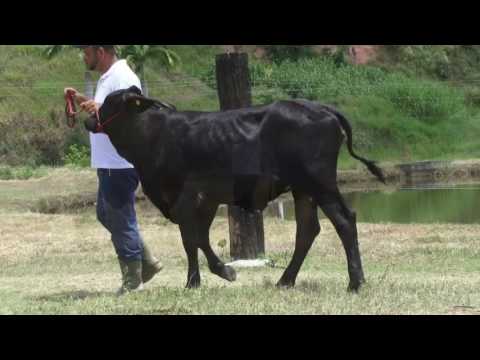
[0, 165, 48, 180]
[1, 168, 479, 315]
[63, 144, 90, 168]
[379, 45, 480, 81]
[1, 45, 480, 169]
[247, 54, 480, 166]
[3, 46, 480, 314]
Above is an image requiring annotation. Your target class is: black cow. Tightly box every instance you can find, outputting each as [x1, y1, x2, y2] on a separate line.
[85, 86, 385, 291]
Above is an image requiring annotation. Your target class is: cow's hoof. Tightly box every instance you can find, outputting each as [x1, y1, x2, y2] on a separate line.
[211, 263, 236, 282]
[219, 265, 237, 282]
[186, 275, 201, 289]
[185, 282, 201, 289]
[276, 280, 295, 289]
[347, 280, 365, 293]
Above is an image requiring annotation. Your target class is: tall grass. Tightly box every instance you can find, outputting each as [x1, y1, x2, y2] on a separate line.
[248, 57, 476, 164]
[251, 57, 466, 121]
[0, 45, 221, 166]
[0, 45, 479, 167]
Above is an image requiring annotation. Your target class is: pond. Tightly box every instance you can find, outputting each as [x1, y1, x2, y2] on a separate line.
[219, 182, 480, 224]
[340, 183, 480, 224]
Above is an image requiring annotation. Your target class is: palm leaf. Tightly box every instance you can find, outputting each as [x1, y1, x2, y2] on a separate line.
[43, 45, 69, 59]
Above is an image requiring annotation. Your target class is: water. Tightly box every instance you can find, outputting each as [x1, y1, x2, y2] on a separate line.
[343, 183, 480, 224]
[221, 182, 480, 224]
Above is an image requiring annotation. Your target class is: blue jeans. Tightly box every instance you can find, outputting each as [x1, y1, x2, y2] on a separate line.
[96, 168, 143, 262]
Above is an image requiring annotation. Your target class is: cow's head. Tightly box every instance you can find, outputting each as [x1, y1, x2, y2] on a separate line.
[84, 86, 174, 134]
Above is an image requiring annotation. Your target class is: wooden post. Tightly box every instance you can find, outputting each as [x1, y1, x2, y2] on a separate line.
[228, 207, 265, 259]
[215, 52, 265, 260]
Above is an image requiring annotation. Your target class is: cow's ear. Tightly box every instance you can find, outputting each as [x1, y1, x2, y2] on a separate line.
[127, 86, 142, 96]
[123, 94, 156, 113]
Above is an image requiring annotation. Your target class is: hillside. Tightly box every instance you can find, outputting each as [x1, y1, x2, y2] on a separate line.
[1, 45, 480, 169]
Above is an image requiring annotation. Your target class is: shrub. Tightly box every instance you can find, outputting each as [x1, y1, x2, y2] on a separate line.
[250, 57, 467, 124]
[376, 74, 466, 122]
[0, 109, 87, 166]
[0, 167, 13, 180]
[463, 85, 480, 107]
[0, 165, 46, 180]
[63, 144, 90, 168]
[263, 45, 316, 63]
[252, 85, 289, 105]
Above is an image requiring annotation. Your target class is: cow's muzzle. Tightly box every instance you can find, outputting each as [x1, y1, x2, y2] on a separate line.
[84, 115, 100, 133]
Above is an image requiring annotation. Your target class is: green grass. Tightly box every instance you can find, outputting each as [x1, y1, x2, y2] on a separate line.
[0, 168, 479, 315]
[2, 45, 480, 169]
[2, 276, 478, 315]
[0, 165, 49, 180]
[0, 167, 97, 212]
[1, 218, 478, 315]
[246, 56, 480, 166]
[0, 46, 85, 118]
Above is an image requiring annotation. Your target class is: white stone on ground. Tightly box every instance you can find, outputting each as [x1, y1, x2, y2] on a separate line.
[225, 259, 272, 268]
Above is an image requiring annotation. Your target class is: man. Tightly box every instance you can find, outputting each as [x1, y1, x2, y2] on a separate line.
[65, 45, 163, 295]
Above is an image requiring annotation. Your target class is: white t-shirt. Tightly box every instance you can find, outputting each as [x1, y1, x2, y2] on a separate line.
[90, 59, 142, 169]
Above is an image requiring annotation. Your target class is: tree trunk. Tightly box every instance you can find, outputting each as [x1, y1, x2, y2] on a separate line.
[228, 207, 265, 260]
[215, 52, 265, 260]
[216, 53, 252, 109]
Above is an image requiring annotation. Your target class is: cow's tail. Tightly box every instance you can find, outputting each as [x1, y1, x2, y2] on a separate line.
[326, 107, 386, 184]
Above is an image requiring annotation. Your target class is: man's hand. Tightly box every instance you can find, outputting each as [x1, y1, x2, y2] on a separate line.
[64, 87, 89, 106]
[64, 87, 78, 97]
[80, 99, 100, 114]
[64, 87, 98, 114]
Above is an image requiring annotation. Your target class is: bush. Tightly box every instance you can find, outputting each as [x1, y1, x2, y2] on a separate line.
[250, 57, 467, 124]
[462, 85, 480, 107]
[63, 144, 90, 168]
[15, 166, 34, 180]
[252, 84, 289, 105]
[0, 165, 46, 180]
[376, 74, 466, 122]
[0, 109, 88, 166]
[263, 45, 316, 63]
[0, 167, 13, 180]
[0, 110, 64, 166]
[379, 45, 480, 81]
[197, 64, 217, 90]
[250, 57, 387, 102]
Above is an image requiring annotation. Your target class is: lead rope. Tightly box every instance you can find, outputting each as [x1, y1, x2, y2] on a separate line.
[64, 90, 82, 128]
[65, 91, 103, 131]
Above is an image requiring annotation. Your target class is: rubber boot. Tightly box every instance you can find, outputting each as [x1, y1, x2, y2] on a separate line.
[142, 242, 164, 284]
[117, 259, 144, 296]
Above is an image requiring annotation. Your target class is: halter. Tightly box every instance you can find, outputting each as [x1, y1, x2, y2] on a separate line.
[95, 110, 124, 133]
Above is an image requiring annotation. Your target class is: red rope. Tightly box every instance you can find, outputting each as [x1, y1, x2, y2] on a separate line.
[95, 111, 122, 133]
[64, 90, 121, 133]
[64, 90, 81, 128]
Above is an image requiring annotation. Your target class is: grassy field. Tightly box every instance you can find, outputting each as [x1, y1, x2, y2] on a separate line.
[0, 168, 479, 315]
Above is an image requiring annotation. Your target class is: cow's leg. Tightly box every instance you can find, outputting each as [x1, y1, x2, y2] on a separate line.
[277, 190, 320, 288]
[201, 244, 237, 282]
[174, 190, 204, 289]
[175, 192, 236, 287]
[178, 221, 201, 289]
[319, 193, 365, 292]
[196, 201, 237, 282]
